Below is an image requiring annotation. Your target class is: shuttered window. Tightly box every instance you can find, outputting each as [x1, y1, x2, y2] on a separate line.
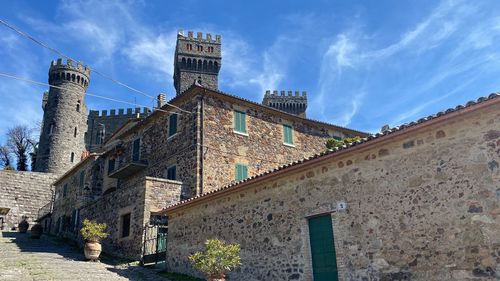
[132, 138, 140, 161]
[234, 110, 247, 133]
[283, 124, 293, 145]
[169, 114, 178, 137]
[235, 164, 248, 181]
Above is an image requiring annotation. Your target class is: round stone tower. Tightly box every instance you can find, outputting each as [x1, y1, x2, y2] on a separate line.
[34, 58, 90, 175]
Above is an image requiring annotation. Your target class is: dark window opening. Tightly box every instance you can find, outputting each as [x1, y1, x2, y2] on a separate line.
[121, 213, 131, 238]
[108, 158, 115, 174]
[70, 152, 75, 163]
[166, 165, 177, 180]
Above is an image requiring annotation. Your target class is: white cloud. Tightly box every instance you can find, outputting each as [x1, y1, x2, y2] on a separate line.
[123, 32, 177, 79]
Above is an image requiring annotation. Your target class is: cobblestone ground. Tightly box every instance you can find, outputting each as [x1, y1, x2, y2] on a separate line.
[0, 231, 170, 281]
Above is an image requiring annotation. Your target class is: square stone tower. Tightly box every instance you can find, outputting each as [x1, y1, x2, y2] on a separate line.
[173, 31, 221, 95]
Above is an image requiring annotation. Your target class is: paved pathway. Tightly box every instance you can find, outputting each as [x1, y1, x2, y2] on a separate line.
[0, 231, 169, 281]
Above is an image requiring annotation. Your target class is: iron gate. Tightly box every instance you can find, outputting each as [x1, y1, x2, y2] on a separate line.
[141, 224, 168, 265]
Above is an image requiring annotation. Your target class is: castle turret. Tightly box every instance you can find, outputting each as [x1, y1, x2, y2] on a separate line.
[34, 58, 90, 175]
[173, 30, 221, 95]
[262, 90, 308, 118]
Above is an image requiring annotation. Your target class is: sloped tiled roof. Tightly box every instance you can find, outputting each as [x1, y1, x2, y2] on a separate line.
[169, 84, 369, 136]
[164, 92, 500, 212]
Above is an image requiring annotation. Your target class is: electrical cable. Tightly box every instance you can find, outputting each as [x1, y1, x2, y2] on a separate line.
[0, 19, 190, 113]
[0, 72, 188, 114]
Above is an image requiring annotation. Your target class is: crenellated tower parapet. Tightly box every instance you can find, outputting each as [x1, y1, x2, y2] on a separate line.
[174, 30, 222, 95]
[86, 107, 151, 152]
[48, 58, 90, 89]
[262, 90, 308, 118]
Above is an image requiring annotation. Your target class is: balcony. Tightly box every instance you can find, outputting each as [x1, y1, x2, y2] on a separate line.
[108, 157, 148, 179]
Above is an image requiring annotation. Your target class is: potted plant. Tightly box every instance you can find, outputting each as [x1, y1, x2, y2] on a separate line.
[30, 223, 43, 239]
[18, 216, 29, 233]
[189, 239, 242, 281]
[80, 219, 108, 261]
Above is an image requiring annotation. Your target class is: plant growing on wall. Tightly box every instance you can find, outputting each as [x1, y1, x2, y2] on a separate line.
[326, 136, 363, 150]
[80, 219, 108, 242]
[189, 239, 242, 281]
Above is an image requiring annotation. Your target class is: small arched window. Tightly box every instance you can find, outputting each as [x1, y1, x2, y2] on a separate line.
[203, 60, 207, 70]
[76, 100, 81, 112]
[74, 127, 77, 138]
[77, 76, 80, 84]
[70, 152, 75, 163]
[187, 58, 192, 68]
[198, 60, 202, 70]
[66, 73, 71, 80]
[71, 74, 76, 82]
[181, 58, 186, 67]
[208, 61, 213, 70]
[214, 61, 218, 70]
[193, 59, 197, 69]
[56, 73, 60, 80]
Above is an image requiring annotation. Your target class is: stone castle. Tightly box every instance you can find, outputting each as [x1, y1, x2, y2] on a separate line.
[1, 30, 499, 281]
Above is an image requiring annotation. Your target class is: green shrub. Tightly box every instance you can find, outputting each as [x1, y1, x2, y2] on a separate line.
[189, 239, 241, 277]
[326, 136, 363, 150]
[80, 219, 108, 242]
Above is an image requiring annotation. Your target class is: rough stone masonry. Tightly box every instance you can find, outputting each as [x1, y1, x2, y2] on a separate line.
[165, 95, 500, 281]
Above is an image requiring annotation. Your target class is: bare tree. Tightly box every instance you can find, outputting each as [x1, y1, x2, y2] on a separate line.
[0, 144, 12, 168]
[7, 125, 35, 171]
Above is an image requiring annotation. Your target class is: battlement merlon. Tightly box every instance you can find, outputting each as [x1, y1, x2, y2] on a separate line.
[49, 58, 91, 78]
[265, 90, 308, 97]
[177, 30, 222, 44]
[89, 107, 151, 118]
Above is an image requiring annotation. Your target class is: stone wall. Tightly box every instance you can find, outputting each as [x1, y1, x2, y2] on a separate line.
[201, 94, 360, 192]
[0, 171, 57, 230]
[166, 101, 500, 280]
[51, 170, 183, 259]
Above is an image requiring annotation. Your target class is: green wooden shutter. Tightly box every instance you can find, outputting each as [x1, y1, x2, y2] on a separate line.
[132, 138, 140, 161]
[234, 111, 246, 133]
[108, 159, 115, 174]
[283, 125, 293, 144]
[308, 215, 338, 281]
[235, 164, 248, 181]
[169, 114, 178, 136]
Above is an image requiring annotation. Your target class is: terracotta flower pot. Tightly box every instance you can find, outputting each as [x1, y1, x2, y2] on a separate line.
[18, 220, 29, 233]
[84, 241, 102, 261]
[30, 224, 43, 239]
[208, 274, 226, 281]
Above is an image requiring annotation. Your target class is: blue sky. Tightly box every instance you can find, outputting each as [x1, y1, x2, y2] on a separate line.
[1, 0, 500, 145]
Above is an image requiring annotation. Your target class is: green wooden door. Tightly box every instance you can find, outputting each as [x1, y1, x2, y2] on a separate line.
[308, 215, 338, 281]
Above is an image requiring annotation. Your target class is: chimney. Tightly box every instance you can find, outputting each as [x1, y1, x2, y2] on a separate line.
[157, 93, 166, 108]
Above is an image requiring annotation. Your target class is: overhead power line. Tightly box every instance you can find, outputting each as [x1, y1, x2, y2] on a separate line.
[0, 72, 190, 114]
[0, 18, 184, 112]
